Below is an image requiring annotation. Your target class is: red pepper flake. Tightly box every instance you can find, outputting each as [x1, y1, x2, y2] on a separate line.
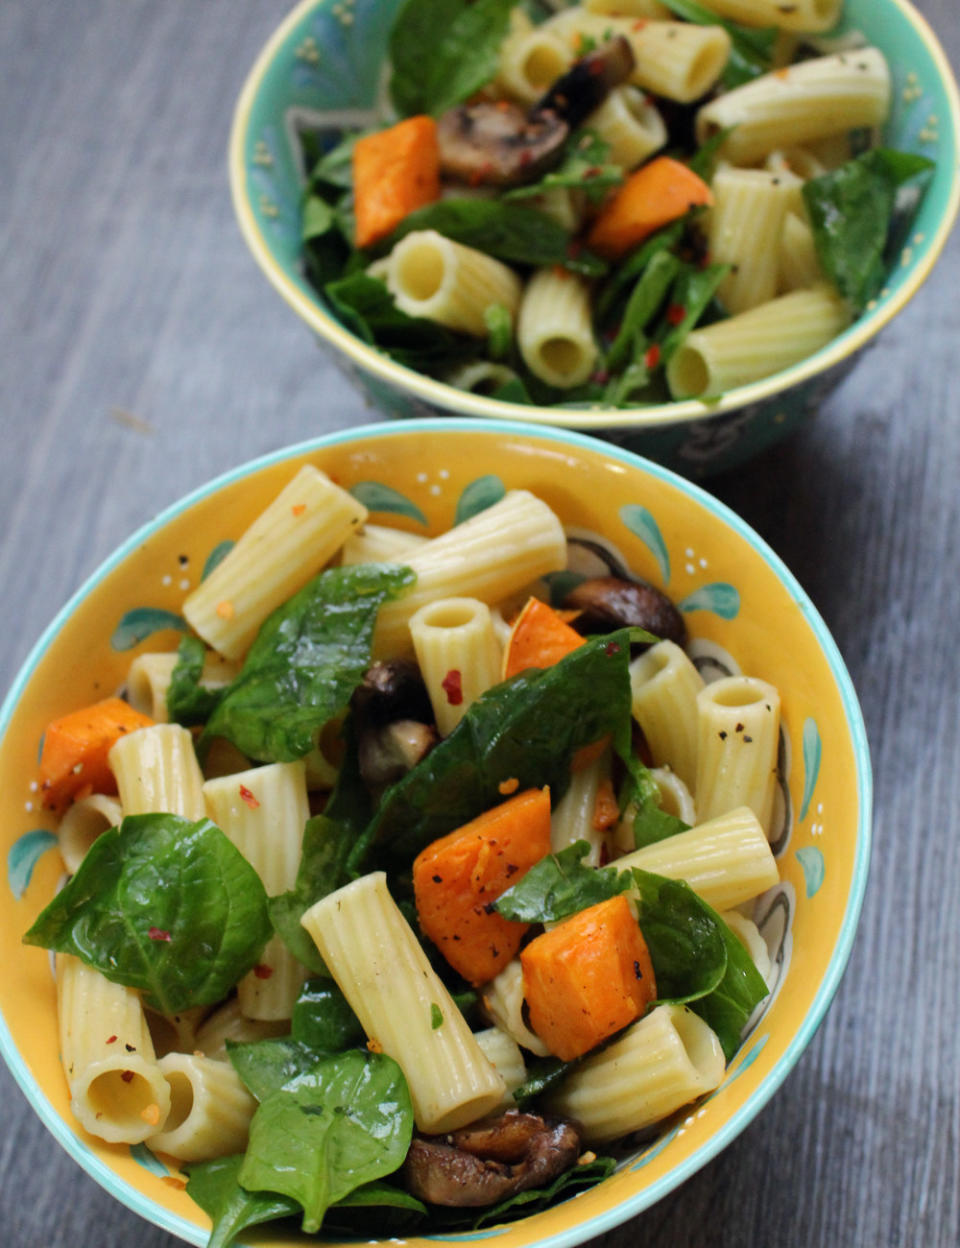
[105, 1035, 118, 1045]
[605, 641, 621, 656]
[591, 370, 610, 384]
[253, 963, 273, 980]
[498, 777, 520, 796]
[644, 344, 661, 369]
[239, 784, 260, 810]
[291, 503, 307, 517]
[519, 149, 534, 167]
[441, 669, 463, 706]
[666, 303, 687, 326]
[632, 19, 648, 30]
[583, 166, 602, 179]
[148, 926, 172, 942]
[120, 1070, 135, 1083]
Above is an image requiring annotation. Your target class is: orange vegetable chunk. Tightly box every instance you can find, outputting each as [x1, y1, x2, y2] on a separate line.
[502, 597, 584, 681]
[38, 697, 154, 812]
[521, 894, 657, 1061]
[586, 156, 713, 260]
[413, 787, 552, 986]
[352, 115, 441, 249]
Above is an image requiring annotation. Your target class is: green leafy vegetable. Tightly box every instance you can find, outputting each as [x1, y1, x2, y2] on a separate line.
[185, 1154, 300, 1248]
[657, 262, 731, 363]
[24, 814, 271, 1014]
[430, 1002, 444, 1030]
[431, 1155, 617, 1230]
[484, 302, 513, 361]
[802, 148, 935, 312]
[375, 198, 607, 275]
[505, 130, 624, 207]
[238, 1050, 414, 1233]
[511, 1055, 572, 1109]
[630, 869, 768, 1059]
[324, 274, 477, 371]
[389, 0, 516, 117]
[291, 977, 365, 1051]
[228, 1037, 319, 1103]
[356, 629, 641, 865]
[166, 634, 225, 726]
[200, 563, 414, 763]
[495, 841, 630, 923]
[605, 250, 682, 373]
[594, 221, 687, 327]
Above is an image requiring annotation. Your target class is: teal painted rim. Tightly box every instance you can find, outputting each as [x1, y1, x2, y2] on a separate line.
[229, 0, 960, 434]
[0, 419, 872, 1246]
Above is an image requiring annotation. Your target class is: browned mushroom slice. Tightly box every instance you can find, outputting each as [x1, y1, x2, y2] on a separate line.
[403, 1109, 582, 1207]
[437, 101, 569, 187]
[564, 576, 687, 646]
[357, 718, 437, 789]
[535, 36, 636, 129]
[352, 658, 433, 726]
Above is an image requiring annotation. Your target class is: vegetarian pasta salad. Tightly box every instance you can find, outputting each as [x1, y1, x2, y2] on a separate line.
[298, 0, 932, 406]
[25, 465, 785, 1245]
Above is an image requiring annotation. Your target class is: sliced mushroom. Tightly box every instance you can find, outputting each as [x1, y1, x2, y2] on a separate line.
[351, 659, 433, 727]
[437, 101, 569, 187]
[357, 718, 437, 789]
[403, 1109, 582, 1207]
[535, 35, 636, 128]
[564, 576, 687, 646]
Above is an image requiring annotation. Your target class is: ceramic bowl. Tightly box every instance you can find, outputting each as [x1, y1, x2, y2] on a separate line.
[228, 0, 959, 476]
[0, 419, 870, 1245]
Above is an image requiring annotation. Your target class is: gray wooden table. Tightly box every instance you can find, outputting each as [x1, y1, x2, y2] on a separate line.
[1, 2, 958, 1245]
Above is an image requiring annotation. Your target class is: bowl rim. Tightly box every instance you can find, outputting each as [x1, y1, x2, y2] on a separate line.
[0, 419, 873, 1247]
[228, 0, 960, 433]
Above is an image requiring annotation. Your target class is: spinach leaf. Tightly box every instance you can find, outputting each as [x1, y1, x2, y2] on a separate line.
[389, 0, 516, 117]
[660, 0, 775, 87]
[511, 1055, 572, 1108]
[323, 1182, 427, 1235]
[166, 634, 225, 726]
[291, 977, 365, 1051]
[505, 130, 624, 207]
[630, 869, 768, 1059]
[269, 721, 371, 971]
[239, 1050, 414, 1233]
[324, 274, 477, 371]
[605, 250, 682, 373]
[430, 1155, 617, 1229]
[375, 198, 607, 275]
[356, 629, 639, 866]
[228, 1037, 319, 1102]
[185, 1154, 300, 1248]
[594, 220, 686, 327]
[656, 262, 731, 362]
[200, 563, 415, 763]
[24, 814, 271, 1014]
[802, 148, 935, 312]
[495, 841, 630, 923]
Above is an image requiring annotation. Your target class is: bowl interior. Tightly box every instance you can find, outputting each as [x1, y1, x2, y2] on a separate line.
[230, 0, 960, 432]
[0, 420, 870, 1247]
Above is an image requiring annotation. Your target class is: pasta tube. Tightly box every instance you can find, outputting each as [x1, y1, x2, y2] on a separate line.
[689, 0, 842, 32]
[147, 1053, 257, 1162]
[695, 49, 891, 164]
[301, 872, 506, 1133]
[550, 750, 611, 865]
[630, 640, 704, 791]
[666, 285, 851, 399]
[387, 230, 522, 336]
[182, 465, 368, 661]
[617, 806, 779, 911]
[126, 651, 237, 723]
[340, 523, 429, 566]
[194, 999, 290, 1061]
[586, 86, 668, 171]
[545, 1004, 725, 1142]
[57, 954, 171, 1144]
[203, 762, 310, 1019]
[517, 268, 598, 389]
[108, 723, 206, 820]
[372, 490, 567, 657]
[709, 167, 803, 314]
[473, 1028, 527, 1102]
[57, 793, 122, 874]
[496, 25, 574, 104]
[481, 959, 550, 1057]
[408, 598, 502, 737]
[694, 675, 781, 835]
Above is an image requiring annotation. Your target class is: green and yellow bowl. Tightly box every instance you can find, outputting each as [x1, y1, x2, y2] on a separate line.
[229, 0, 959, 476]
[0, 420, 870, 1246]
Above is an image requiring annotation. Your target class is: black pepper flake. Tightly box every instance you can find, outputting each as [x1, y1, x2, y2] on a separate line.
[125, 1044, 136, 1052]
[633, 960, 643, 979]
[178, 554, 189, 566]
[735, 722, 744, 733]
[483, 902, 497, 915]
[490, 945, 500, 959]
[432, 874, 443, 883]
[744, 735, 753, 743]
[719, 730, 728, 740]
[505, 863, 518, 876]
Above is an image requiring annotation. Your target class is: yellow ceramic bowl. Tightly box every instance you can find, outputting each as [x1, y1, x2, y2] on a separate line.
[228, 0, 960, 475]
[0, 420, 870, 1245]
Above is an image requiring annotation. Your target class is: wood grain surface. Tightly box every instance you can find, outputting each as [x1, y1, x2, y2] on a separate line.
[1, 2, 957, 1245]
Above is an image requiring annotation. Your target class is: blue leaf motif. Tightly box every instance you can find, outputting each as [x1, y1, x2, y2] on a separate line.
[202, 540, 235, 582]
[631, 1123, 680, 1171]
[129, 1143, 168, 1176]
[110, 608, 189, 652]
[716, 1033, 768, 1093]
[455, 476, 506, 526]
[8, 830, 58, 901]
[423, 1232, 509, 1242]
[350, 482, 428, 526]
[799, 717, 821, 821]
[796, 847, 825, 898]
[678, 583, 740, 619]
[619, 505, 670, 585]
